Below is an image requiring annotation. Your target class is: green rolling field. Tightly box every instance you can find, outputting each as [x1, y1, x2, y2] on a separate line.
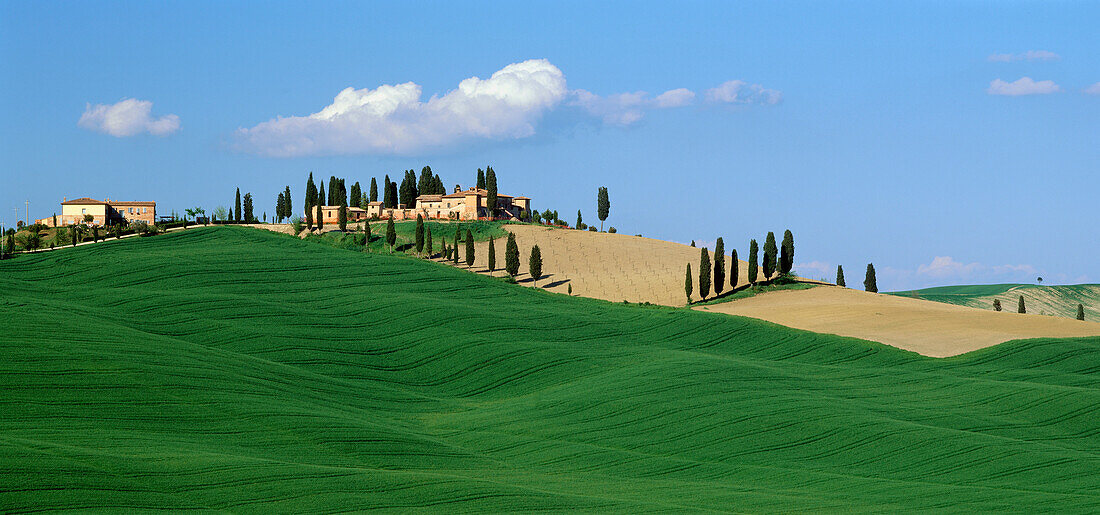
[2, 226, 1099, 511]
[889, 283, 1100, 321]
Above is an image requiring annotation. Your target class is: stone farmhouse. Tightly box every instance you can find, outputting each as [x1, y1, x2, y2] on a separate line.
[36, 197, 157, 227]
[306, 185, 531, 225]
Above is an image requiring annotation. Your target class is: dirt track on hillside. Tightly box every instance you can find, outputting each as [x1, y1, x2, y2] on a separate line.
[696, 286, 1100, 357]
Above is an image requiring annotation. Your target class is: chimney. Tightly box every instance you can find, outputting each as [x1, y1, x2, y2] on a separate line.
[454, 184, 461, 193]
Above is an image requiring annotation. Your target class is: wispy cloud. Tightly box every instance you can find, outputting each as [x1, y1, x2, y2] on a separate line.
[705, 80, 782, 105]
[987, 50, 1061, 62]
[987, 77, 1061, 96]
[78, 98, 180, 137]
[877, 256, 1040, 291]
[235, 59, 779, 157]
[1085, 82, 1100, 95]
[793, 261, 835, 281]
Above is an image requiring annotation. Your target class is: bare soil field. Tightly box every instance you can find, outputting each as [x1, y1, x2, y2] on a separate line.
[696, 286, 1100, 357]
[460, 225, 768, 306]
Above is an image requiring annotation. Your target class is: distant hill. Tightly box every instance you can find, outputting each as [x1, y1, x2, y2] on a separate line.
[2, 227, 1100, 511]
[888, 283, 1100, 320]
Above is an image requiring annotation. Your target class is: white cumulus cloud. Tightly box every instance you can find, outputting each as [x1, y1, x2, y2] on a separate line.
[1085, 82, 1100, 95]
[987, 77, 1061, 96]
[705, 80, 782, 105]
[987, 50, 1061, 63]
[236, 59, 567, 157]
[78, 98, 180, 137]
[917, 256, 1037, 279]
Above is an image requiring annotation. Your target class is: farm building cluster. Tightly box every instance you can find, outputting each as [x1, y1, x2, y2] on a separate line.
[308, 185, 531, 225]
[34, 197, 157, 227]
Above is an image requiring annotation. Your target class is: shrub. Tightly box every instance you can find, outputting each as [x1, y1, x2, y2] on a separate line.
[588, 227, 597, 232]
[291, 217, 304, 234]
[993, 299, 1002, 312]
[1018, 296, 1026, 314]
[608, 227, 617, 233]
[1078, 304, 1085, 321]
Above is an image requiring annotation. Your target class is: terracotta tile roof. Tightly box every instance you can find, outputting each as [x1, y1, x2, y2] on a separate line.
[108, 200, 156, 206]
[417, 194, 443, 201]
[61, 197, 107, 205]
[368, 201, 383, 206]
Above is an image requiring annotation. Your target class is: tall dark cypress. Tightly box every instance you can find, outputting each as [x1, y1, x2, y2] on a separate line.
[276, 192, 285, 223]
[698, 247, 711, 300]
[476, 168, 486, 190]
[685, 263, 693, 304]
[864, 263, 878, 293]
[337, 203, 347, 232]
[415, 215, 425, 256]
[350, 182, 361, 208]
[305, 174, 316, 229]
[1077, 304, 1085, 321]
[387, 178, 398, 209]
[714, 238, 726, 295]
[318, 183, 326, 208]
[243, 193, 254, 223]
[836, 265, 846, 287]
[576, 210, 583, 230]
[730, 248, 739, 290]
[370, 177, 379, 203]
[748, 239, 759, 285]
[284, 186, 292, 219]
[453, 226, 461, 264]
[529, 245, 543, 287]
[465, 229, 474, 267]
[315, 203, 324, 231]
[505, 232, 520, 277]
[425, 226, 433, 257]
[486, 166, 498, 217]
[780, 229, 794, 275]
[418, 166, 435, 196]
[1017, 295, 1026, 314]
[385, 217, 396, 252]
[382, 175, 391, 208]
[235, 188, 242, 222]
[488, 237, 496, 273]
[763, 231, 777, 280]
[597, 186, 610, 231]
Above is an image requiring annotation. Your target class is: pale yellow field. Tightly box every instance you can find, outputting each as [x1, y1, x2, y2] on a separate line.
[461, 225, 766, 306]
[696, 286, 1100, 357]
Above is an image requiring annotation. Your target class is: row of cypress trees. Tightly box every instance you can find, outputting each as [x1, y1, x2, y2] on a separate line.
[685, 230, 796, 302]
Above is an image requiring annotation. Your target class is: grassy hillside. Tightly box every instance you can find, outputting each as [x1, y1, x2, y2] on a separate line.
[890, 283, 1100, 320]
[316, 219, 509, 254]
[2, 226, 1099, 511]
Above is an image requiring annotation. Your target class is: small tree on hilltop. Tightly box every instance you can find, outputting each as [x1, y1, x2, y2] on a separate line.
[486, 166, 498, 217]
[864, 263, 878, 293]
[505, 232, 520, 278]
[488, 237, 496, 274]
[690, 240, 695, 247]
[1077, 304, 1085, 321]
[235, 187, 242, 222]
[685, 263, 693, 304]
[1018, 296, 1026, 314]
[338, 202, 348, 231]
[529, 245, 543, 286]
[993, 299, 1002, 312]
[415, 215, 425, 256]
[597, 186, 610, 231]
[276, 192, 286, 223]
[763, 231, 778, 280]
[780, 229, 794, 276]
[385, 218, 396, 253]
[714, 237, 726, 296]
[698, 247, 711, 300]
[730, 248, 739, 290]
[836, 265, 846, 287]
[284, 186, 292, 219]
[747, 239, 759, 285]
[576, 210, 583, 230]
[369, 177, 379, 203]
[243, 192, 255, 223]
[465, 228, 475, 267]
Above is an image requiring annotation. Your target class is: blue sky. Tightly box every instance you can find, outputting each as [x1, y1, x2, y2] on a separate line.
[2, 1, 1098, 290]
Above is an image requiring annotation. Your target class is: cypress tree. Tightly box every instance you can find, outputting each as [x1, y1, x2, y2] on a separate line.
[488, 237, 496, 274]
[350, 182, 361, 207]
[1077, 304, 1085, 321]
[284, 185, 292, 220]
[426, 226, 433, 257]
[71, 226, 79, 246]
[385, 217, 396, 252]
[780, 229, 794, 275]
[465, 229, 475, 267]
[685, 263, 693, 303]
[382, 175, 391, 207]
[276, 192, 285, 222]
[699, 247, 711, 300]
[387, 178, 398, 208]
[486, 166, 498, 217]
[836, 265, 846, 287]
[338, 203, 348, 231]
[418, 166, 435, 196]
[864, 263, 878, 293]
[363, 222, 371, 251]
[370, 177, 379, 203]
[597, 186, 610, 231]
[505, 232, 520, 277]
[993, 299, 1002, 311]
[315, 203, 324, 231]
[714, 238, 726, 295]
[690, 240, 696, 247]
[477, 168, 486, 190]
[243, 193, 254, 223]
[305, 174, 315, 229]
[235, 188, 242, 222]
[318, 183, 326, 208]
[576, 210, 583, 230]
[415, 215, 425, 256]
[529, 244, 542, 286]
[763, 231, 777, 280]
[1018, 295, 1026, 314]
[454, 226, 461, 264]
[748, 239, 759, 285]
[730, 248, 739, 290]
